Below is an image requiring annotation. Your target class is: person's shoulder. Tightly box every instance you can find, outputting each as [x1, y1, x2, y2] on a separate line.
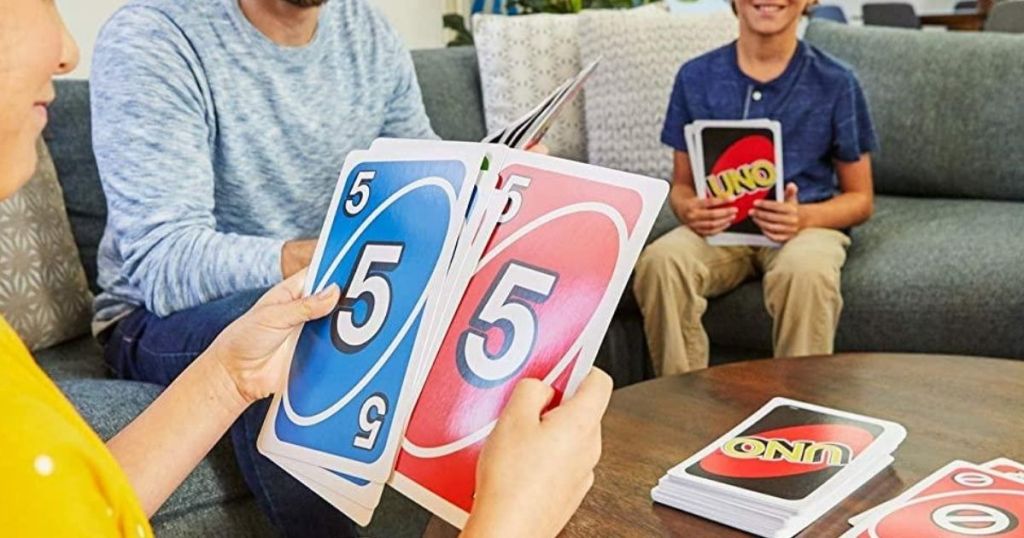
[677, 41, 736, 81]
[326, 0, 401, 46]
[98, 0, 183, 38]
[802, 41, 861, 88]
[100, 0, 220, 39]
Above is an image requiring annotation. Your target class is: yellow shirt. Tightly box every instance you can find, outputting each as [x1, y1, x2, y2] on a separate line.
[0, 316, 153, 537]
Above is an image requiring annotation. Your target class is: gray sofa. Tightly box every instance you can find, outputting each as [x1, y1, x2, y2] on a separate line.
[36, 21, 1023, 537]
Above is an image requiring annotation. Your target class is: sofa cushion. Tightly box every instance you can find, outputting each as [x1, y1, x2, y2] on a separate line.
[34, 335, 108, 381]
[0, 139, 93, 350]
[44, 80, 107, 293]
[701, 196, 1024, 359]
[473, 13, 588, 161]
[57, 379, 257, 523]
[578, 8, 737, 181]
[412, 47, 488, 143]
[805, 22, 1024, 202]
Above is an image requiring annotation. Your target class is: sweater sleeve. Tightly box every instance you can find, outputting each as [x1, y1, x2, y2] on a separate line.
[91, 7, 284, 317]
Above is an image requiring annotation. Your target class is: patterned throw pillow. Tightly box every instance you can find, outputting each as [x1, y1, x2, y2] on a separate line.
[0, 139, 92, 351]
[473, 13, 588, 162]
[578, 8, 738, 180]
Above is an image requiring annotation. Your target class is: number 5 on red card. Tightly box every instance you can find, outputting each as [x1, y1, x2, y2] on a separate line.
[390, 151, 668, 529]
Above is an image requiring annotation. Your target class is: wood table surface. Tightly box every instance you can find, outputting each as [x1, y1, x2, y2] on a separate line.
[424, 353, 1024, 537]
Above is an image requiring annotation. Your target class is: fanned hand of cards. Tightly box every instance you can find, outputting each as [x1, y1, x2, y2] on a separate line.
[843, 457, 1024, 537]
[483, 58, 600, 151]
[257, 137, 667, 527]
[685, 120, 785, 247]
[652, 398, 907, 538]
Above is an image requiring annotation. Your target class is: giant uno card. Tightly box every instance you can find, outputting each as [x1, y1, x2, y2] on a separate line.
[843, 461, 1024, 538]
[390, 150, 668, 528]
[667, 398, 906, 508]
[690, 120, 784, 248]
[258, 146, 481, 482]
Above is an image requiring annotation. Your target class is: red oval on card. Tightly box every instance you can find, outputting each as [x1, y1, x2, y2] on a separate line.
[407, 208, 619, 444]
[876, 492, 1024, 537]
[699, 424, 876, 479]
[396, 163, 645, 513]
[708, 134, 776, 224]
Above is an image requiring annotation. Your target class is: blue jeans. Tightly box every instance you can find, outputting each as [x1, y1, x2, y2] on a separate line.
[103, 288, 358, 538]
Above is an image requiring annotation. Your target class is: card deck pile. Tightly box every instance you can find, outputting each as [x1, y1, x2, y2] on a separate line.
[483, 58, 600, 151]
[257, 137, 668, 527]
[652, 398, 907, 538]
[844, 457, 1024, 537]
[685, 120, 784, 247]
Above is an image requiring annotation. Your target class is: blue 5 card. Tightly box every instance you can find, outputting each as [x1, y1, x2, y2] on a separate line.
[258, 143, 484, 483]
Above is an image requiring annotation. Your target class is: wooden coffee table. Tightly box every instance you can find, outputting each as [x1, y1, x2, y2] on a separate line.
[425, 353, 1024, 537]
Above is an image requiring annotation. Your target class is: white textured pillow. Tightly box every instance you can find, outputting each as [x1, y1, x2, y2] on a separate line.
[0, 140, 92, 350]
[579, 9, 738, 180]
[473, 14, 587, 162]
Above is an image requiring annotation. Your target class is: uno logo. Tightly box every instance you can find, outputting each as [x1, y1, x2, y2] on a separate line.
[700, 424, 876, 479]
[721, 436, 852, 466]
[705, 134, 777, 224]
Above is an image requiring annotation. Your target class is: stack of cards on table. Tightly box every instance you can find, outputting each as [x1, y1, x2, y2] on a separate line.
[256, 137, 668, 528]
[652, 398, 907, 538]
[685, 120, 784, 247]
[843, 457, 1024, 537]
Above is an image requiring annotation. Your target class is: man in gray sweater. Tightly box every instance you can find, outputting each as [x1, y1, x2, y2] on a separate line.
[91, 0, 436, 534]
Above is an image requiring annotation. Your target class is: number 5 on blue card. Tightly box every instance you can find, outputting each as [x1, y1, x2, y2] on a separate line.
[258, 143, 486, 483]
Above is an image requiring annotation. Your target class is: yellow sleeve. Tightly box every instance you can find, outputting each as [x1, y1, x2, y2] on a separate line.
[0, 317, 152, 537]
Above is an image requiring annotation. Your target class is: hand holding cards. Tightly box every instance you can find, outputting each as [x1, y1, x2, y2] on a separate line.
[652, 398, 907, 538]
[685, 120, 785, 247]
[257, 138, 668, 527]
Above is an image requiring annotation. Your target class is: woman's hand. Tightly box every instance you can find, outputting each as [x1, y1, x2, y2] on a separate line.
[751, 182, 802, 243]
[679, 196, 739, 237]
[462, 369, 614, 538]
[209, 269, 340, 404]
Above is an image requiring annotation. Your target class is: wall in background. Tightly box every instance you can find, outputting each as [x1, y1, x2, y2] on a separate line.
[371, 0, 445, 49]
[57, 0, 960, 77]
[57, 0, 446, 78]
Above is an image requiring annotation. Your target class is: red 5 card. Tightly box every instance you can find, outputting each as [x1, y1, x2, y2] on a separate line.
[844, 461, 1024, 538]
[388, 151, 667, 528]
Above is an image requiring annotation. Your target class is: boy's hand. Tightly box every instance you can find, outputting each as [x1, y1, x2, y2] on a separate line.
[462, 369, 613, 538]
[679, 196, 739, 237]
[752, 183, 802, 243]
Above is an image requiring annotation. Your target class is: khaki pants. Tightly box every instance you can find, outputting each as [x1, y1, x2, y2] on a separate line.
[633, 226, 851, 376]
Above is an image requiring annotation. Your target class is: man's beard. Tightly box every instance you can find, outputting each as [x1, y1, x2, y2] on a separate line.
[283, 0, 330, 6]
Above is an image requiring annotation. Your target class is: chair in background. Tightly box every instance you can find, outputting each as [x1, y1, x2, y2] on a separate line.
[984, 0, 1024, 32]
[809, 4, 849, 22]
[954, 0, 979, 12]
[862, 3, 923, 28]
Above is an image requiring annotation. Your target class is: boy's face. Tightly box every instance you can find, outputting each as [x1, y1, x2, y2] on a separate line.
[733, 0, 811, 38]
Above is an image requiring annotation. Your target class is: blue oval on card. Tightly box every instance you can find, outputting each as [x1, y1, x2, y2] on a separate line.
[284, 160, 463, 420]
